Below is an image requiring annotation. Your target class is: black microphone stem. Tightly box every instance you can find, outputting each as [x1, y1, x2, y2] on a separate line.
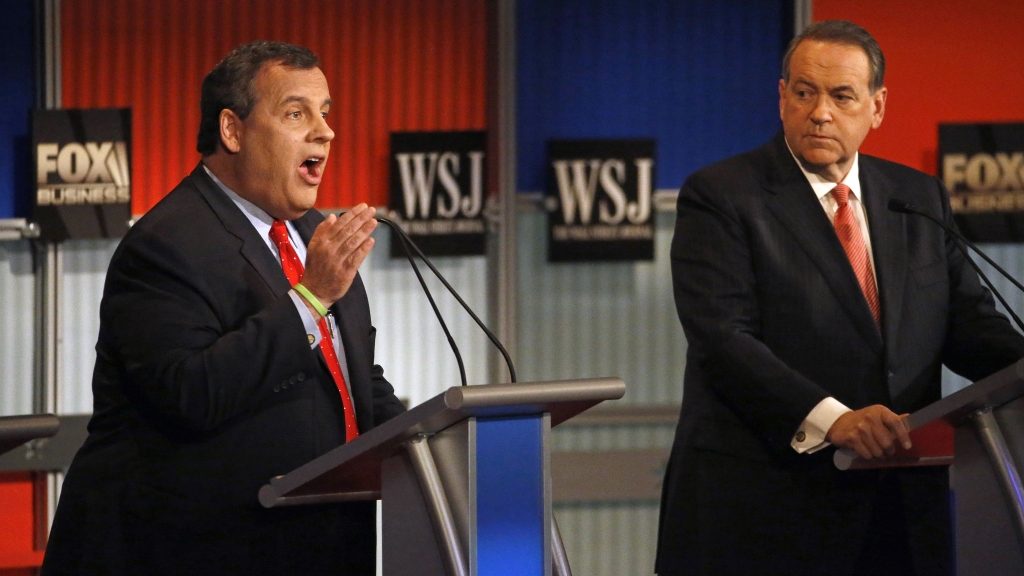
[373, 218, 468, 387]
[951, 236, 1024, 334]
[904, 206, 1024, 297]
[890, 201, 1024, 334]
[376, 215, 518, 383]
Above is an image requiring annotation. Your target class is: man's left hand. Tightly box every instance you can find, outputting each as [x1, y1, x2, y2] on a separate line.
[826, 405, 911, 460]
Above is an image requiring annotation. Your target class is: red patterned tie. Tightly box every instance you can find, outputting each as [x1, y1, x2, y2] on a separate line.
[269, 220, 359, 441]
[831, 184, 881, 327]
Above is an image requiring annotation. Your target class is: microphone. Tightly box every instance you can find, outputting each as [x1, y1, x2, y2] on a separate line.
[359, 213, 518, 385]
[888, 199, 1024, 333]
[372, 216, 468, 387]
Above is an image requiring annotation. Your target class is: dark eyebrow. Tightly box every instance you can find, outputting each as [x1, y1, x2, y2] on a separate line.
[281, 96, 332, 107]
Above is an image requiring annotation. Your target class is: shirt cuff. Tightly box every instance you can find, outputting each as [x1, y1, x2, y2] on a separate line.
[288, 290, 322, 350]
[791, 397, 851, 454]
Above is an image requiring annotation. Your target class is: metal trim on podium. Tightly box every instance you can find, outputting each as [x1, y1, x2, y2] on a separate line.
[0, 414, 60, 457]
[834, 359, 1024, 575]
[259, 378, 626, 576]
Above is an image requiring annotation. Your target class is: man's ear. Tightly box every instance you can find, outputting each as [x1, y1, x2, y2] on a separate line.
[219, 109, 243, 154]
[870, 86, 887, 130]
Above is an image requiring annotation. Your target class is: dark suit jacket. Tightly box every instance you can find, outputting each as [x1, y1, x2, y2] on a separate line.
[655, 133, 1024, 576]
[42, 165, 406, 576]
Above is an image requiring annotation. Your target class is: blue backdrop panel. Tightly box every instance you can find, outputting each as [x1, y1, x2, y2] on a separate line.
[476, 415, 545, 575]
[517, 0, 790, 192]
[0, 0, 35, 219]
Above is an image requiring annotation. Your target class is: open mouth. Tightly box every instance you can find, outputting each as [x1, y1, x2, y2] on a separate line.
[299, 156, 325, 183]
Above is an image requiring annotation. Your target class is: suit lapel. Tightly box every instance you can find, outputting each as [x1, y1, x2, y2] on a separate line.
[859, 158, 907, 361]
[189, 164, 292, 296]
[761, 137, 883, 352]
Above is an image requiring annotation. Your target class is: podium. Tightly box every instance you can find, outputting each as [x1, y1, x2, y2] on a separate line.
[259, 378, 625, 576]
[834, 359, 1024, 575]
[0, 414, 59, 456]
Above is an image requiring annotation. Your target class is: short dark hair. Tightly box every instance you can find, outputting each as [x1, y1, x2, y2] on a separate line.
[196, 41, 319, 155]
[781, 20, 885, 94]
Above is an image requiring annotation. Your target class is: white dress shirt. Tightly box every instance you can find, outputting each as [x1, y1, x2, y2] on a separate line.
[784, 146, 875, 454]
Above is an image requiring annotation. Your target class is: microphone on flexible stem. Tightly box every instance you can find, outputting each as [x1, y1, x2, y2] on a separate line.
[370, 216, 467, 387]
[362, 213, 518, 385]
[888, 199, 1024, 334]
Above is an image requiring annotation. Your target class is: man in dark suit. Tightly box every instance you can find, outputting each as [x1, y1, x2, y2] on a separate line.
[41, 41, 405, 575]
[655, 20, 1024, 576]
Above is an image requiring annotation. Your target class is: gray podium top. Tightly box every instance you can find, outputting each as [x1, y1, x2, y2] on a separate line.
[835, 358, 1024, 470]
[907, 359, 1024, 429]
[259, 378, 626, 508]
[0, 414, 60, 457]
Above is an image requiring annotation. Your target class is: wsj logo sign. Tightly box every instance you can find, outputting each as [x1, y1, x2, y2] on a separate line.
[36, 141, 131, 205]
[389, 131, 487, 257]
[939, 122, 1024, 243]
[546, 139, 655, 262]
[396, 151, 484, 220]
[552, 158, 653, 226]
[31, 108, 132, 241]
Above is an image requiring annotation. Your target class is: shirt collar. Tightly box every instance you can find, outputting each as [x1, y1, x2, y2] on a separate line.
[202, 163, 276, 238]
[784, 138, 862, 203]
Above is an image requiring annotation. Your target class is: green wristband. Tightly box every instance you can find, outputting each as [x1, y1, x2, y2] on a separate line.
[294, 283, 328, 318]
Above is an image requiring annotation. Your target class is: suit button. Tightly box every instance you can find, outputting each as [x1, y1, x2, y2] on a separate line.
[273, 386, 280, 393]
[888, 371, 895, 379]
[795, 431, 806, 442]
[282, 381, 289, 389]
[297, 372, 306, 382]
[289, 376, 298, 385]
[307, 334, 315, 344]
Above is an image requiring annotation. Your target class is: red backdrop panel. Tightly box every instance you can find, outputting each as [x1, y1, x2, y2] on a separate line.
[62, 0, 488, 214]
[0, 473, 44, 571]
[814, 0, 1024, 176]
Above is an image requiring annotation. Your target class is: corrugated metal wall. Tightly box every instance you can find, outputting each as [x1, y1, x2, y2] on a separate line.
[61, 0, 488, 214]
[360, 233, 490, 405]
[0, 240, 36, 416]
[517, 210, 685, 406]
[58, 239, 117, 413]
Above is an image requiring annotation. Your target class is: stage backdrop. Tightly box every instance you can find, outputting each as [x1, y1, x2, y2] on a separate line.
[814, 0, 1024, 177]
[61, 0, 488, 215]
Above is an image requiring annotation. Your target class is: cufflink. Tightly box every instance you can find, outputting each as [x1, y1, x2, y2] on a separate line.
[795, 431, 806, 443]
[307, 334, 315, 344]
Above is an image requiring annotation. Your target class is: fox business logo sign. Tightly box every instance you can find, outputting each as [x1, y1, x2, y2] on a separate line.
[545, 139, 655, 262]
[36, 141, 130, 205]
[939, 123, 1024, 242]
[32, 108, 132, 241]
[389, 131, 486, 257]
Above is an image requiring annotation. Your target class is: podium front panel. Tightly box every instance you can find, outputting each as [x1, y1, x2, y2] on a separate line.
[476, 415, 549, 575]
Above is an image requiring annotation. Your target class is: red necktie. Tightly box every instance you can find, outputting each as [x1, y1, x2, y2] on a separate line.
[269, 220, 359, 442]
[831, 184, 881, 327]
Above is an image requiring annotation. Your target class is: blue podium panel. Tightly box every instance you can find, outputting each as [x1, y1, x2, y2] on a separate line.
[476, 415, 547, 576]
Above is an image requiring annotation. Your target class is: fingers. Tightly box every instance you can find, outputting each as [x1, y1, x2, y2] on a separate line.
[343, 232, 375, 271]
[328, 204, 377, 242]
[884, 412, 913, 451]
[328, 206, 378, 256]
[827, 405, 913, 460]
[300, 204, 379, 306]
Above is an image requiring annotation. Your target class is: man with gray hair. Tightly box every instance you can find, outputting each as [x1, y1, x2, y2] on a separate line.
[42, 41, 405, 575]
[657, 20, 1024, 575]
